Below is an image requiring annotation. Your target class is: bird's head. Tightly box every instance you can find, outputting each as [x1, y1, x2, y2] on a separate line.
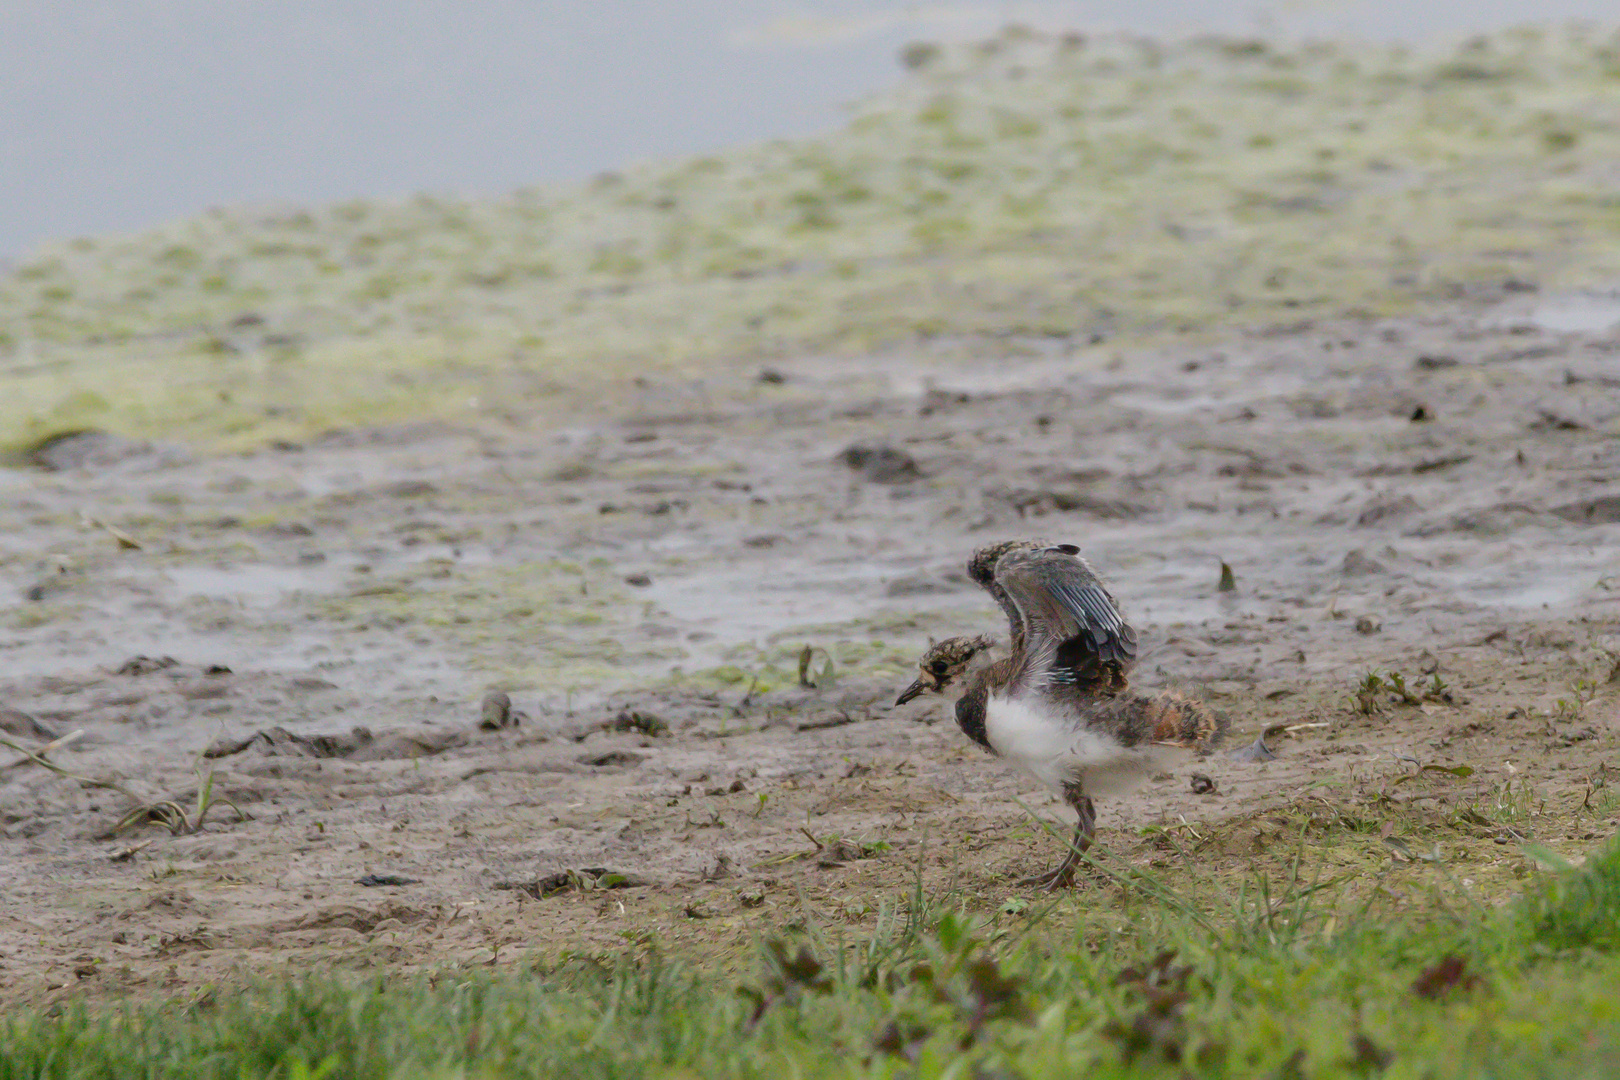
[895, 634, 996, 705]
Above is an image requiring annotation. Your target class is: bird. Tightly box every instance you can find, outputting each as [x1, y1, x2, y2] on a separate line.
[897, 543, 1224, 888]
[965, 539, 1136, 694]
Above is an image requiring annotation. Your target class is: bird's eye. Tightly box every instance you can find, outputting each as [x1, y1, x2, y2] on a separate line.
[928, 660, 949, 676]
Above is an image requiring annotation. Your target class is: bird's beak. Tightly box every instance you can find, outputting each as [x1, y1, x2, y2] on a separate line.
[895, 678, 928, 706]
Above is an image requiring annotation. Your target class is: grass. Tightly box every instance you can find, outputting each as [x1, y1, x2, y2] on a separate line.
[6, 836, 1620, 1078]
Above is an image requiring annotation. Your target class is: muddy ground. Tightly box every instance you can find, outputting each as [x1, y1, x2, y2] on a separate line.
[1, 291, 1618, 1005]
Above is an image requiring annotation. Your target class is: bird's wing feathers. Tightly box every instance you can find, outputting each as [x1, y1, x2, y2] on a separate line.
[968, 539, 1047, 646]
[993, 545, 1137, 689]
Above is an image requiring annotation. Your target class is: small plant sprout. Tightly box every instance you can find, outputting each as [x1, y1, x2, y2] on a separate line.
[1385, 671, 1422, 706]
[1352, 670, 1440, 714]
[798, 645, 836, 688]
[1353, 672, 1385, 714]
[113, 762, 247, 837]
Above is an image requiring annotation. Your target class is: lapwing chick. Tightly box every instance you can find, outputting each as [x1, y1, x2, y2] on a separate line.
[897, 544, 1224, 888]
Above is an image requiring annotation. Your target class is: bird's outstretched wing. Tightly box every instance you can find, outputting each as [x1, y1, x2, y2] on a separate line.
[992, 543, 1136, 694]
[967, 539, 1049, 649]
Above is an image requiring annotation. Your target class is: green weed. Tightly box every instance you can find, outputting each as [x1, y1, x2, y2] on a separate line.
[5, 837, 1620, 1077]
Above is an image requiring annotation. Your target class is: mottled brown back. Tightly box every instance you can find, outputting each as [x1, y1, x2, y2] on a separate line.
[1070, 690, 1227, 751]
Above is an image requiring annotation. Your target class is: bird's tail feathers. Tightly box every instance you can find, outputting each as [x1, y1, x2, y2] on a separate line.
[1142, 690, 1227, 752]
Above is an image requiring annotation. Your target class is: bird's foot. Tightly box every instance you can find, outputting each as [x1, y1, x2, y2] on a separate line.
[1014, 864, 1077, 891]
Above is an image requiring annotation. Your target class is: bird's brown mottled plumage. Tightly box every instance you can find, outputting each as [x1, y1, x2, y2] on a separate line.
[968, 540, 1136, 695]
[967, 539, 1043, 651]
[901, 638, 1224, 760]
[897, 543, 1222, 889]
[1077, 687, 1228, 751]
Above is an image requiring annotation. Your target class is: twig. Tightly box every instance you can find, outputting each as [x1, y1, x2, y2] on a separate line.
[110, 839, 156, 863]
[3, 728, 85, 769]
[750, 827, 827, 868]
[796, 713, 859, 732]
[0, 732, 140, 800]
[79, 513, 142, 549]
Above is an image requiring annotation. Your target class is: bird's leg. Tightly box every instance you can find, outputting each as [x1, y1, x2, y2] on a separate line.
[1017, 783, 1096, 890]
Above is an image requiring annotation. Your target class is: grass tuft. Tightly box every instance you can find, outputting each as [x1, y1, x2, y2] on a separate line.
[1519, 838, 1620, 956]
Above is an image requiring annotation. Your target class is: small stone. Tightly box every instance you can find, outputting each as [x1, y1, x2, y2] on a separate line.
[116, 655, 180, 676]
[356, 874, 419, 887]
[836, 443, 921, 484]
[580, 750, 644, 768]
[1341, 549, 1387, 576]
[382, 480, 437, 498]
[1230, 735, 1276, 762]
[1355, 495, 1420, 528]
[884, 571, 952, 597]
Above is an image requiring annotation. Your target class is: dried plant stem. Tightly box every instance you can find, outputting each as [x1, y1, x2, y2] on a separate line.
[3, 728, 86, 770]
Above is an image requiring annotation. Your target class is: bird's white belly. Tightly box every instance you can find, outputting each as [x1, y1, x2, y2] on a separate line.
[984, 694, 1162, 796]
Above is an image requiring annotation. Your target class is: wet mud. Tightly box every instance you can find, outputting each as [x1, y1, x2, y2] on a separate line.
[2, 293, 1616, 1003]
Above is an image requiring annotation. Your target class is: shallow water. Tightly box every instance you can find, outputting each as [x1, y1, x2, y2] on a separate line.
[164, 564, 340, 608]
[1527, 294, 1620, 334]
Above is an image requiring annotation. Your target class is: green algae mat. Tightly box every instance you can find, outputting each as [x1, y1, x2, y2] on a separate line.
[6, 25, 1620, 452]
